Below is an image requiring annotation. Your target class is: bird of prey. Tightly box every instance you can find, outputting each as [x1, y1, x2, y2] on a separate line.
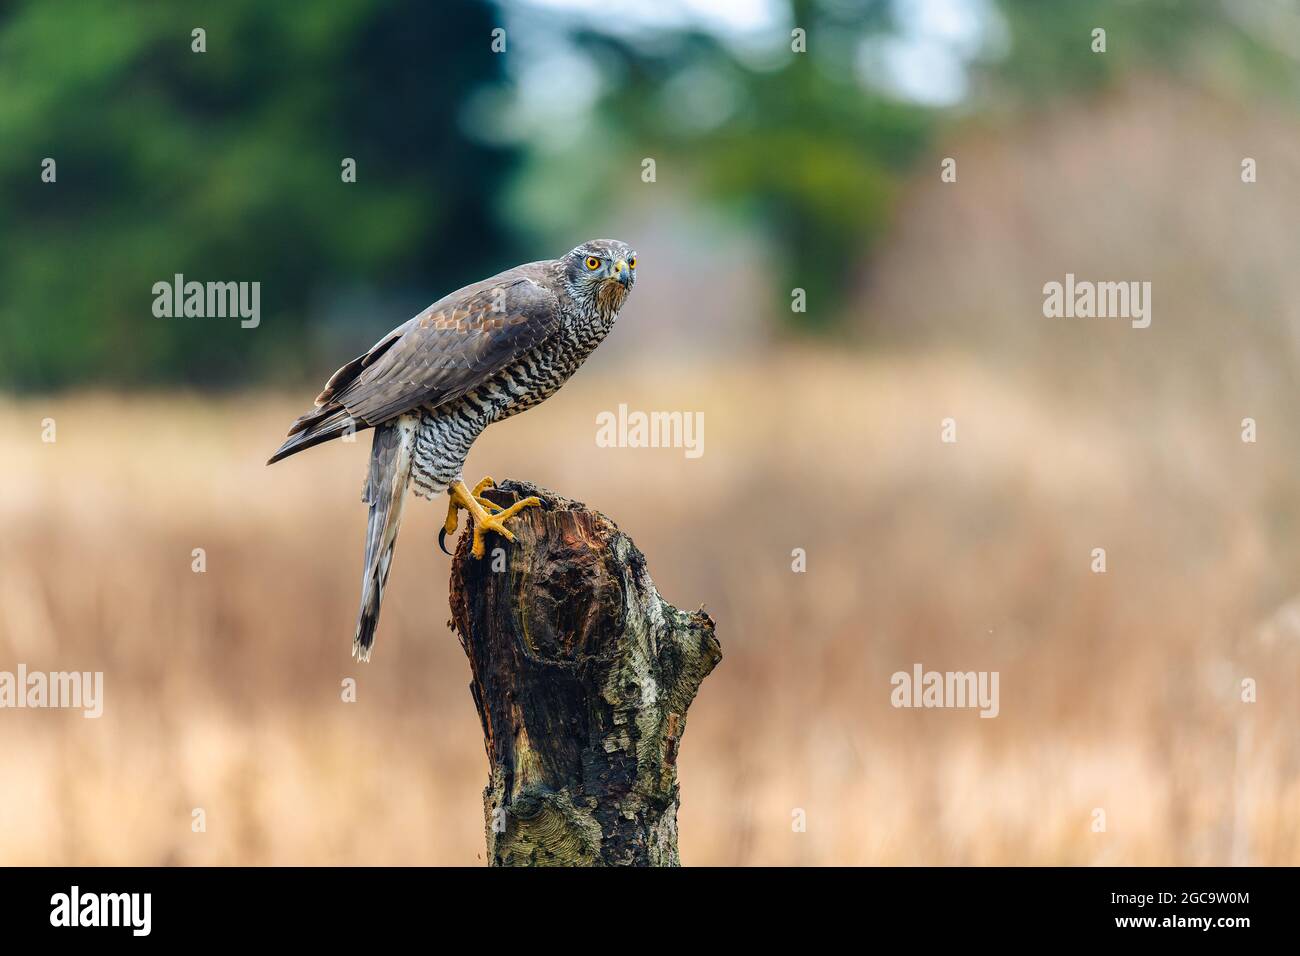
[268, 239, 637, 661]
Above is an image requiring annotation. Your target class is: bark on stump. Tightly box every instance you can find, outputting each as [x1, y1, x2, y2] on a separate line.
[448, 479, 721, 866]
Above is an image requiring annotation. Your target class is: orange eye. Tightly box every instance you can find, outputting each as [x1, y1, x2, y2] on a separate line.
[585, 256, 601, 270]
[627, 256, 636, 269]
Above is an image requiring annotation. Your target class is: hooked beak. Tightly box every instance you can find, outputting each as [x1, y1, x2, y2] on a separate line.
[612, 259, 631, 288]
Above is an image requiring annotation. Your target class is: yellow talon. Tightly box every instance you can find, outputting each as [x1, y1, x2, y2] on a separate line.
[469, 496, 542, 558]
[443, 478, 542, 558]
[443, 497, 462, 536]
[445, 477, 503, 534]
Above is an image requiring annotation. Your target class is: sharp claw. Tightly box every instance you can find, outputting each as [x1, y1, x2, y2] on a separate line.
[438, 527, 452, 556]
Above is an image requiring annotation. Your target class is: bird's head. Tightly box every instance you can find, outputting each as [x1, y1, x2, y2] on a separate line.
[562, 239, 637, 315]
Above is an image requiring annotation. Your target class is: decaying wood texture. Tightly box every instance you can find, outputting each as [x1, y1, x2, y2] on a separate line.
[448, 479, 721, 866]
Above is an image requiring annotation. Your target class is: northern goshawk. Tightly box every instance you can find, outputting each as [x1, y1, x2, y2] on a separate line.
[268, 239, 637, 660]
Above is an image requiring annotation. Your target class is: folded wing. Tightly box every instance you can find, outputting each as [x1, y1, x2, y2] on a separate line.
[268, 267, 561, 465]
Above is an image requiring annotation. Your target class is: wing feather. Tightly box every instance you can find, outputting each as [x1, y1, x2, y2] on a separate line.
[329, 266, 562, 426]
[268, 263, 564, 465]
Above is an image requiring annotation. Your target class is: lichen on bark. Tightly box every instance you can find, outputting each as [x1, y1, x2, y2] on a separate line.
[448, 479, 721, 866]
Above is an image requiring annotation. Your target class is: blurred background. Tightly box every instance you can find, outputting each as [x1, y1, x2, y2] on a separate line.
[3, 0, 1300, 865]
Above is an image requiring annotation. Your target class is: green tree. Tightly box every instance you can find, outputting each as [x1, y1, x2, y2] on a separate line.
[561, 0, 933, 333]
[0, 0, 521, 390]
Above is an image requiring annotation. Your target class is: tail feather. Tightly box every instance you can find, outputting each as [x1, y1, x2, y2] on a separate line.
[266, 403, 369, 465]
[353, 414, 417, 661]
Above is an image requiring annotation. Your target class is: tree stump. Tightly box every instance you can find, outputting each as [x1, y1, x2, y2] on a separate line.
[448, 479, 721, 866]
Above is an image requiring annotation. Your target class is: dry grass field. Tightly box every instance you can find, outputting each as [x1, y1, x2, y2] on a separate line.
[3, 346, 1299, 865]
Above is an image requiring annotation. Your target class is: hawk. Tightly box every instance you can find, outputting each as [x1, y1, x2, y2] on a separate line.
[268, 239, 637, 660]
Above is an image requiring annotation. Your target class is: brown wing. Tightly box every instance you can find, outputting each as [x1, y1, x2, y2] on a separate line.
[266, 263, 562, 465]
[324, 265, 562, 426]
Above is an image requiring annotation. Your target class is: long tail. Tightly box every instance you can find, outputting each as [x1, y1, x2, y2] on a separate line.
[353, 414, 417, 661]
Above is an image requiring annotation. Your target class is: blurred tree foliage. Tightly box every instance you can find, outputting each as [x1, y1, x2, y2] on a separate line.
[558, 0, 932, 334]
[0, 0, 520, 390]
[0, 0, 1289, 388]
[556, 0, 1284, 333]
[987, 0, 1287, 104]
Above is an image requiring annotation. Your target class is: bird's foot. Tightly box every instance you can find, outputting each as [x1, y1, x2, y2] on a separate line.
[467, 496, 543, 558]
[441, 476, 501, 554]
[439, 477, 541, 557]
[442, 476, 500, 532]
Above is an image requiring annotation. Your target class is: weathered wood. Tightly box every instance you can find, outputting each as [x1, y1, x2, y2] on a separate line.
[448, 479, 721, 866]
